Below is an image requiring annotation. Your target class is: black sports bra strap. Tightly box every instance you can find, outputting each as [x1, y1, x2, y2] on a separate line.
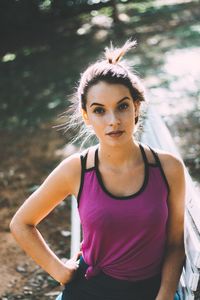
[139, 143, 148, 165]
[94, 147, 98, 168]
[148, 146, 160, 165]
[80, 150, 89, 171]
[78, 151, 88, 207]
[148, 146, 170, 191]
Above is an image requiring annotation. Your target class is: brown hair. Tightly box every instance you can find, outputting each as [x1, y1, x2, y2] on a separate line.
[61, 39, 146, 148]
[78, 39, 145, 111]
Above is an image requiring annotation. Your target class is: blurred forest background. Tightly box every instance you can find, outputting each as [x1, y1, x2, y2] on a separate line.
[0, 0, 200, 299]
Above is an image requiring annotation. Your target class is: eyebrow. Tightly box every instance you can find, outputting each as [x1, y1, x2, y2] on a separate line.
[90, 96, 131, 107]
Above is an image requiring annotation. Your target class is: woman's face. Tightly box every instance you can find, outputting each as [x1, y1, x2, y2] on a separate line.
[82, 81, 140, 146]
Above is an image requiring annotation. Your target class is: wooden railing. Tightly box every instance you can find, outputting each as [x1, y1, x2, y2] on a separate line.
[69, 104, 200, 300]
[142, 105, 200, 300]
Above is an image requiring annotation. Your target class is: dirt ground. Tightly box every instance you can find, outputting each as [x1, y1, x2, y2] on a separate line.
[0, 122, 74, 299]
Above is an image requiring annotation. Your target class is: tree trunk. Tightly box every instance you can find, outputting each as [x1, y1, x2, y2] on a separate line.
[110, 0, 119, 24]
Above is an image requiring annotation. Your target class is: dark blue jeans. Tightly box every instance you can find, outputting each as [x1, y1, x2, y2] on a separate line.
[61, 256, 162, 300]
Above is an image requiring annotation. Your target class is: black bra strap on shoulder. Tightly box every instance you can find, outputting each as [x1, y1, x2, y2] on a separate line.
[148, 146, 170, 192]
[80, 150, 89, 171]
[77, 150, 89, 207]
[94, 147, 98, 167]
[148, 146, 160, 165]
[139, 143, 148, 165]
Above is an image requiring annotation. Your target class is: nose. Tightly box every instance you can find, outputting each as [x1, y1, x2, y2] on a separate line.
[108, 111, 120, 126]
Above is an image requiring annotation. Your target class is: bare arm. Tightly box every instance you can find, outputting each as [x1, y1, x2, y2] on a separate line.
[155, 154, 186, 300]
[10, 153, 82, 285]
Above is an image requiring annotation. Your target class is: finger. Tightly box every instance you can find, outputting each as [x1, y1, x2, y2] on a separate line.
[76, 250, 82, 259]
[76, 261, 80, 267]
[72, 250, 82, 261]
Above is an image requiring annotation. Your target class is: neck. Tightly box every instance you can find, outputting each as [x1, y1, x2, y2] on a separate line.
[98, 139, 141, 170]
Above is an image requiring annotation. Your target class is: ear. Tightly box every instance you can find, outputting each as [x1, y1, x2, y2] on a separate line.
[81, 109, 90, 126]
[134, 101, 140, 118]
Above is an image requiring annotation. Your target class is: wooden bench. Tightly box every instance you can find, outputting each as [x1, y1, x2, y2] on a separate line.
[69, 104, 200, 300]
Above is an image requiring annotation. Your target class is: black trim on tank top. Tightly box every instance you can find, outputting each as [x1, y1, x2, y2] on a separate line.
[85, 166, 96, 172]
[148, 146, 170, 193]
[94, 143, 149, 200]
[77, 151, 88, 207]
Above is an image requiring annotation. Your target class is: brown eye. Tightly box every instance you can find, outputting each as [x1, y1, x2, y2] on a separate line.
[118, 102, 129, 111]
[93, 107, 105, 114]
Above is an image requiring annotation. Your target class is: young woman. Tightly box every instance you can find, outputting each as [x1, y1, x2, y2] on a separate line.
[10, 40, 185, 300]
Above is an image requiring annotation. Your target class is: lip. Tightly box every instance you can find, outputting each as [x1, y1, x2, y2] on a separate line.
[106, 130, 124, 137]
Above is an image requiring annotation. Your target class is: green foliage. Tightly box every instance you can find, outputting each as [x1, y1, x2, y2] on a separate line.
[1, 0, 200, 129]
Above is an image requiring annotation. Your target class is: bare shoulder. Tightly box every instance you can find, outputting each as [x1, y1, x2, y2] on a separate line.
[59, 146, 94, 175]
[37, 151, 83, 199]
[156, 149, 184, 172]
[56, 151, 83, 195]
[142, 143, 184, 188]
[153, 148, 185, 188]
[57, 146, 95, 195]
[142, 144, 184, 173]
[58, 152, 81, 177]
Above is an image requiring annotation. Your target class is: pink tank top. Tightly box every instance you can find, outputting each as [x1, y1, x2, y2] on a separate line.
[77, 143, 169, 281]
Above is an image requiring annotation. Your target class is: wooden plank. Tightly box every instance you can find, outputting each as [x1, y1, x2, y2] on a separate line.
[180, 266, 200, 300]
[141, 105, 182, 157]
[185, 210, 200, 269]
[70, 196, 81, 256]
[184, 255, 200, 291]
[180, 272, 195, 300]
[187, 186, 200, 234]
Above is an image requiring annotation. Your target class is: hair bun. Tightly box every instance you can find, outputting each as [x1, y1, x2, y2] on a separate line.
[104, 39, 137, 65]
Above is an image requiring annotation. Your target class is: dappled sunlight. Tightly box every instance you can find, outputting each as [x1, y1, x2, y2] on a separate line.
[93, 29, 109, 41]
[77, 10, 113, 35]
[39, 0, 51, 11]
[164, 47, 199, 89]
[91, 14, 113, 28]
[77, 23, 92, 35]
[2, 46, 51, 62]
[88, 0, 110, 4]
[22, 45, 50, 56]
[164, 47, 200, 92]
[148, 87, 196, 116]
[145, 45, 200, 180]
[47, 98, 62, 110]
[155, 0, 198, 5]
[191, 24, 200, 34]
[146, 35, 163, 46]
[2, 53, 16, 63]
[147, 47, 200, 116]
[118, 13, 130, 23]
[1, 0, 199, 129]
